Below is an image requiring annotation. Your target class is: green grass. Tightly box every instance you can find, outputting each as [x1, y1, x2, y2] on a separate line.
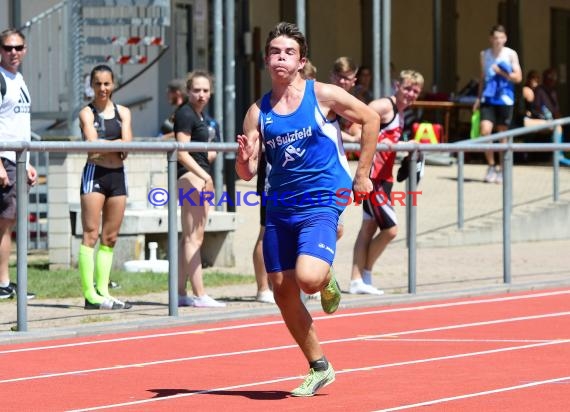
[9, 260, 255, 300]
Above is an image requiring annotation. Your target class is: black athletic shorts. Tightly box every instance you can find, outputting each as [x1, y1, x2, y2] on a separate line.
[0, 158, 19, 220]
[80, 163, 128, 197]
[480, 104, 514, 128]
[362, 179, 397, 230]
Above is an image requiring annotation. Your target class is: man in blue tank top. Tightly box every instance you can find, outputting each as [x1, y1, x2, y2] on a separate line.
[473, 24, 522, 183]
[236, 22, 380, 397]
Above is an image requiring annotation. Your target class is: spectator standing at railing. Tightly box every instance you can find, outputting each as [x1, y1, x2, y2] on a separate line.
[236, 22, 379, 397]
[159, 78, 188, 140]
[350, 70, 424, 296]
[473, 24, 522, 184]
[0, 29, 37, 300]
[353, 65, 373, 104]
[162, 77, 221, 149]
[78, 64, 133, 310]
[174, 70, 225, 308]
[251, 150, 275, 304]
[330, 56, 361, 147]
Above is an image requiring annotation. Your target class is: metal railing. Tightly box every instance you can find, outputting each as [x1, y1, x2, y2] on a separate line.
[453, 118, 570, 286]
[7, 117, 570, 331]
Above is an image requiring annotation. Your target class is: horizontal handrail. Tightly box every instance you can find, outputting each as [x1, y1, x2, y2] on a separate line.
[4, 140, 570, 154]
[455, 117, 570, 145]
[11, 118, 570, 331]
[22, 116, 570, 153]
[120, 95, 154, 108]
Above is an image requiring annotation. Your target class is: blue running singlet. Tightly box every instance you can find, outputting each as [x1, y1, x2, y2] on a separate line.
[259, 80, 352, 214]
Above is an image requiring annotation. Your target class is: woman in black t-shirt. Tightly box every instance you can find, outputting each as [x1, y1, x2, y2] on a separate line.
[174, 70, 225, 308]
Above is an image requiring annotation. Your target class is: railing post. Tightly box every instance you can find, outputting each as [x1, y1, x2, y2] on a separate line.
[223, 0, 236, 212]
[67, 0, 82, 137]
[213, 0, 224, 211]
[407, 150, 418, 294]
[552, 127, 560, 202]
[502, 138, 513, 284]
[457, 151, 464, 229]
[16, 150, 28, 331]
[167, 150, 178, 316]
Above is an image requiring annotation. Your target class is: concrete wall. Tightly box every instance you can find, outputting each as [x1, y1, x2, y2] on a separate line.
[48, 147, 236, 270]
[47, 150, 168, 270]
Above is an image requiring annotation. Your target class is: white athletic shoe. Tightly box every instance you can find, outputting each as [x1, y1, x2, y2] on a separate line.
[495, 171, 503, 184]
[192, 294, 226, 308]
[349, 279, 384, 295]
[256, 290, 276, 304]
[484, 166, 497, 183]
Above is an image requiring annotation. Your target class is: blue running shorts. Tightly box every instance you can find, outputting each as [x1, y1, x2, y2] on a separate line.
[263, 208, 339, 273]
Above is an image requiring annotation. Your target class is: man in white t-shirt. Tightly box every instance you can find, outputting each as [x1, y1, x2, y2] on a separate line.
[0, 28, 37, 299]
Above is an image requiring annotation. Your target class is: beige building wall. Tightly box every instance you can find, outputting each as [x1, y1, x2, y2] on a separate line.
[249, 0, 282, 94]
[249, 0, 363, 90]
[521, 0, 570, 78]
[307, 0, 362, 82]
[456, 0, 500, 89]
[391, 0, 435, 91]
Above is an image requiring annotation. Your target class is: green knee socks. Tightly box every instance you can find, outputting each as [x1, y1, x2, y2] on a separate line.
[79, 244, 104, 304]
[95, 244, 114, 299]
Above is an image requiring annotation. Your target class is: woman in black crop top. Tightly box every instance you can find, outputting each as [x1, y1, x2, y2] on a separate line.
[174, 70, 225, 308]
[77, 64, 133, 310]
[522, 70, 543, 124]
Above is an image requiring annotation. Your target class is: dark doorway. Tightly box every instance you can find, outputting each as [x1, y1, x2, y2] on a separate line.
[551, 8, 570, 117]
[174, 3, 193, 76]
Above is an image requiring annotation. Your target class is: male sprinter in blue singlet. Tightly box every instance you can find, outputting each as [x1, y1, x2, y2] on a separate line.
[236, 22, 379, 397]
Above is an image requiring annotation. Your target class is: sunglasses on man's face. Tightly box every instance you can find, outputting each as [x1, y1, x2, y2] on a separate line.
[1, 45, 25, 52]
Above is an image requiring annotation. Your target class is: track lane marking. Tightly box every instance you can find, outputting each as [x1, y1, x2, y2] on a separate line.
[364, 338, 556, 343]
[2, 311, 569, 384]
[2, 289, 569, 354]
[376, 375, 570, 411]
[66, 339, 570, 411]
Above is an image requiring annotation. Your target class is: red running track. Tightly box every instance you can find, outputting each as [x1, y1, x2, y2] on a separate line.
[1, 288, 570, 411]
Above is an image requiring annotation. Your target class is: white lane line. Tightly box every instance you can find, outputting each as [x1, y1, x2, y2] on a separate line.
[2, 311, 569, 385]
[376, 375, 570, 411]
[364, 338, 553, 343]
[66, 339, 570, 411]
[2, 289, 569, 355]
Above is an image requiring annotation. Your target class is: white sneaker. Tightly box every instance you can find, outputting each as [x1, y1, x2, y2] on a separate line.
[349, 279, 384, 295]
[495, 171, 503, 184]
[256, 290, 276, 304]
[178, 295, 194, 307]
[484, 166, 497, 183]
[193, 294, 226, 308]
